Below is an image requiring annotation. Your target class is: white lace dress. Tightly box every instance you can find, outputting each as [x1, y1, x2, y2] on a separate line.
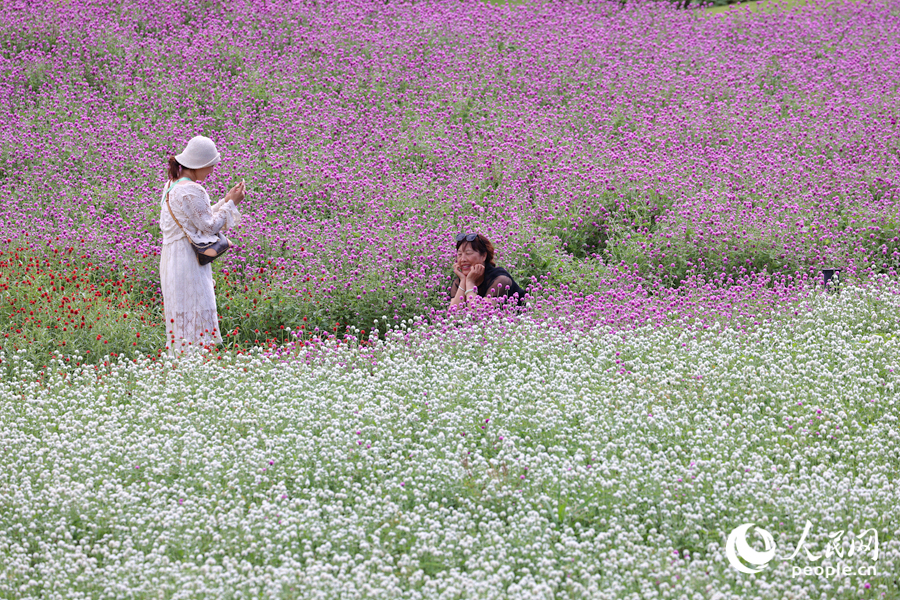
[158, 180, 241, 358]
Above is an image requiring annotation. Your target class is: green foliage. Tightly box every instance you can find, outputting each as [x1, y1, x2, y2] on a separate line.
[0, 249, 165, 368]
[215, 268, 310, 349]
[553, 221, 609, 259]
[858, 221, 900, 275]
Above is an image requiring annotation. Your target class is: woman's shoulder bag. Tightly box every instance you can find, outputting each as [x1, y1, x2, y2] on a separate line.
[165, 178, 232, 266]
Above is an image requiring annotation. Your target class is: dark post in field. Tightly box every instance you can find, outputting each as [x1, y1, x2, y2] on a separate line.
[821, 268, 841, 293]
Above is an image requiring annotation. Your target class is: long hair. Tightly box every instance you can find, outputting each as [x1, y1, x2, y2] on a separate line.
[167, 156, 184, 181]
[456, 234, 495, 267]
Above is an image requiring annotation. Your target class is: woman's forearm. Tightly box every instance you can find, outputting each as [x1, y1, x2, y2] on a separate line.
[450, 276, 483, 309]
[450, 283, 467, 308]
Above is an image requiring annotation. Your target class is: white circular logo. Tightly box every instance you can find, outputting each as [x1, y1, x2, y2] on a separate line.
[726, 523, 777, 574]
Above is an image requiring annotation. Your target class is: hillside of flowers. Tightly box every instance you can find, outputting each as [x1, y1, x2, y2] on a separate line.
[2, 0, 900, 597]
[1, 0, 899, 364]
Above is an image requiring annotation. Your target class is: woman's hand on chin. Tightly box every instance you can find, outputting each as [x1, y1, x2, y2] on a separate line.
[453, 259, 467, 284]
[467, 263, 485, 287]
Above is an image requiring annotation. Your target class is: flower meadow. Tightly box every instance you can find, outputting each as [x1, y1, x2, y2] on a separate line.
[2, 281, 900, 599]
[2, 0, 900, 363]
[2, 0, 900, 597]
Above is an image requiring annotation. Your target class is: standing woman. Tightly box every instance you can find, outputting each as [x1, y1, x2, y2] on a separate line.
[159, 135, 245, 357]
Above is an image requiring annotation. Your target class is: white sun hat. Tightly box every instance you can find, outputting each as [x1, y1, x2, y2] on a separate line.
[174, 135, 221, 169]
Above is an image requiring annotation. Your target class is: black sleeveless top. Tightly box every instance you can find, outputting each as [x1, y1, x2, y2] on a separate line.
[450, 264, 526, 307]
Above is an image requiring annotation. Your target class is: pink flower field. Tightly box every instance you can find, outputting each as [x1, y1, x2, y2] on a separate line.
[1, 0, 898, 361]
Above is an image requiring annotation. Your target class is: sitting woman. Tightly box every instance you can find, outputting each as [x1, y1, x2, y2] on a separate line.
[449, 233, 526, 309]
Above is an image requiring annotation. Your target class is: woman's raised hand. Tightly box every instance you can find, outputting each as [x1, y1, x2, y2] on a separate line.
[225, 180, 246, 206]
[452, 259, 466, 285]
[467, 263, 485, 286]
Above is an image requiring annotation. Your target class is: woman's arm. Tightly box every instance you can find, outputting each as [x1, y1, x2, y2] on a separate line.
[211, 195, 230, 211]
[485, 275, 513, 297]
[213, 182, 245, 231]
[210, 196, 236, 232]
[181, 187, 241, 237]
[484, 275, 516, 306]
[449, 276, 468, 308]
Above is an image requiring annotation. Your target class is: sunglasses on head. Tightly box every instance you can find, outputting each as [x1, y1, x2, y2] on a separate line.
[456, 232, 477, 242]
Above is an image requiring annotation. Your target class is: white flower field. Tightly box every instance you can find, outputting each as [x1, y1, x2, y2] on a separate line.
[2, 280, 898, 599]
